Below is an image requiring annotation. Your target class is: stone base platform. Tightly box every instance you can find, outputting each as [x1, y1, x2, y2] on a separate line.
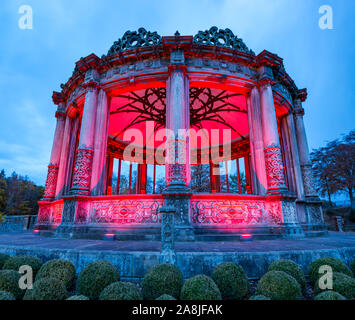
[0, 232, 354, 281]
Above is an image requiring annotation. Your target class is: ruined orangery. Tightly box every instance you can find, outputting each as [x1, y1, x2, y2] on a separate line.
[36, 27, 326, 240]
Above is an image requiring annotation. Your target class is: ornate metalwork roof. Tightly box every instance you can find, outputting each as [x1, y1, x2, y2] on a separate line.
[193, 26, 254, 55]
[106, 27, 254, 56]
[107, 28, 162, 55]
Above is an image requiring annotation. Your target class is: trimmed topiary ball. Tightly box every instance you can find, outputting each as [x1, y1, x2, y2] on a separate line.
[77, 260, 120, 300]
[180, 275, 222, 300]
[99, 282, 142, 300]
[0, 270, 23, 299]
[212, 262, 249, 300]
[308, 257, 353, 285]
[67, 295, 89, 300]
[156, 294, 177, 300]
[314, 290, 346, 300]
[23, 277, 68, 300]
[268, 259, 306, 289]
[3, 255, 42, 277]
[256, 271, 302, 300]
[314, 272, 355, 299]
[0, 253, 10, 269]
[142, 263, 184, 300]
[0, 290, 15, 300]
[36, 259, 75, 289]
[249, 295, 271, 300]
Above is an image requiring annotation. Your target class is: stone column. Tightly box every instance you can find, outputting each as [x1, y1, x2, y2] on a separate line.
[90, 89, 110, 196]
[42, 105, 66, 201]
[285, 113, 305, 199]
[70, 69, 99, 195]
[55, 115, 73, 198]
[259, 82, 288, 195]
[64, 114, 80, 195]
[293, 96, 317, 199]
[165, 50, 190, 192]
[247, 88, 268, 195]
[163, 48, 194, 241]
[280, 116, 297, 195]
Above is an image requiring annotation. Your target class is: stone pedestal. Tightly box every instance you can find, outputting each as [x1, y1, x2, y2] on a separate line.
[160, 206, 176, 264]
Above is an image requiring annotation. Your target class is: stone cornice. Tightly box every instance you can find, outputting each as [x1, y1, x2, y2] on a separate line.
[75, 53, 101, 73]
[52, 91, 65, 105]
[162, 34, 193, 51]
[255, 50, 283, 68]
[296, 88, 307, 102]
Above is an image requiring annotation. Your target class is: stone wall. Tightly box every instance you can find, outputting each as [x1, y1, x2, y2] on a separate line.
[0, 215, 37, 233]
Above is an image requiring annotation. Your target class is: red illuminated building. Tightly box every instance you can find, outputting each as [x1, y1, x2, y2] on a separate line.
[36, 27, 326, 240]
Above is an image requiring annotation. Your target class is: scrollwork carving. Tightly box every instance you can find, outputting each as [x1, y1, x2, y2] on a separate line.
[193, 26, 254, 55]
[71, 149, 94, 192]
[43, 165, 59, 200]
[107, 28, 162, 55]
[90, 199, 163, 224]
[264, 146, 286, 189]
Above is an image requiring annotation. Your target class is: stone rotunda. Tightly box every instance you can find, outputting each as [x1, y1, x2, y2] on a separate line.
[36, 27, 326, 241]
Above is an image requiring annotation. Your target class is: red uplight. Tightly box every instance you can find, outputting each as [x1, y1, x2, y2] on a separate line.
[105, 233, 115, 237]
[241, 233, 252, 238]
[33, 229, 39, 233]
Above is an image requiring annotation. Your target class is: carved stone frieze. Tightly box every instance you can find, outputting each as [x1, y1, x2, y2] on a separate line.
[191, 198, 283, 225]
[89, 198, 163, 224]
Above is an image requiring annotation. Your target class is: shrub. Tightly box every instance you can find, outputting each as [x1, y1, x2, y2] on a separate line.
[76, 260, 120, 300]
[308, 257, 353, 285]
[0, 290, 15, 300]
[314, 291, 346, 300]
[268, 260, 306, 289]
[67, 295, 89, 300]
[249, 295, 271, 300]
[99, 282, 142, 300]
[3, 255, 42, 277]
[314, 272, 355, 299]
[0, 270, 23, 299]
[212, 262, 249, 300]
[142, 264, 184, 300]
[156, 294, 176, 300]
[256, 271, 302, 300]
[23, 277, 68, 300]
[180, 275, 222, 300]
[36, 259, 75, 289]
[350, 260, 355, 278]
[0, 253, 10, 269]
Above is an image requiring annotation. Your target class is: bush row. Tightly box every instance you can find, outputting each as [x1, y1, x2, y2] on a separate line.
[0, 253, 354, 300]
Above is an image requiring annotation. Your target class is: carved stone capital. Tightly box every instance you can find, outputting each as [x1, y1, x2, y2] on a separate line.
[168, 65, 187, 75]
[257, 76, 276, 88]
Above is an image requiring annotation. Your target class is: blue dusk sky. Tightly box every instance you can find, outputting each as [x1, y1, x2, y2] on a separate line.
[0, 0, 354, 186]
